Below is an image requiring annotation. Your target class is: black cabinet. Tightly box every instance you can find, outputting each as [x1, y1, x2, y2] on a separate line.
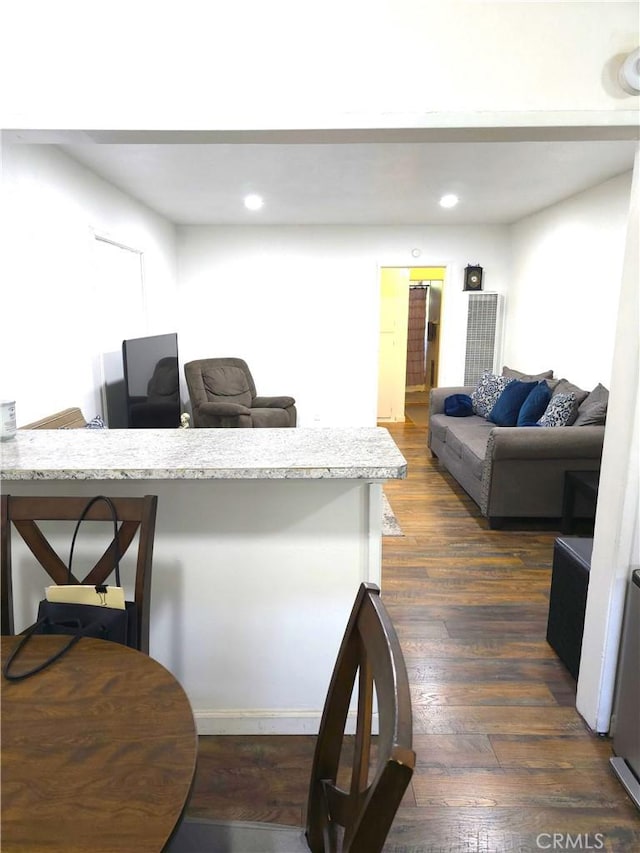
[546, 536, 593, 679]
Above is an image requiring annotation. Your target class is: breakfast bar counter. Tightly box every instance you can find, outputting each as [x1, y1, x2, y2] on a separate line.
[2, 427, 406, 734]
[1, 426, 406, 481]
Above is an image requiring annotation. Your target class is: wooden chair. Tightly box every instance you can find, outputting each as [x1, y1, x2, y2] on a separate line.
[20, 407, 88, 429]
[166, 582, 415, 853]
[1, 495, 158, 654]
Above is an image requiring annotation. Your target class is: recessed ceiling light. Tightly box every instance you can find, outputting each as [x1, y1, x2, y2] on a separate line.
[244, 194, 264, 211]
[439, 194, 459, 209]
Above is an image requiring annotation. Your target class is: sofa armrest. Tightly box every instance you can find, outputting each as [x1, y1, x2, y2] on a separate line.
[480, 425, 605, 520]
[429, 386, 475, 416]
[487, 426, 605, 461]
[252, 396, 296, 409]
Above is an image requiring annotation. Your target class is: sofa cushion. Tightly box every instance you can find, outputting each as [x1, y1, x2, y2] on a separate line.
[471, 372, 514, 418]
[573, 401, 607, 427]
[429, 413, 451, 444]
[462, 434, 493, 480]
[538, 392, 578, 427]
[489, 380, 538, 427]
[442, 417, 494, 462]
[573, 383, 609, 426]
[444, 428, 465, 459]
[502, 366, 554, 381]
[517, 381, 552, 426]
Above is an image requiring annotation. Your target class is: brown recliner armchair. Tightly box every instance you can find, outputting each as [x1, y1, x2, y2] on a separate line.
[184, 358, 297, 428]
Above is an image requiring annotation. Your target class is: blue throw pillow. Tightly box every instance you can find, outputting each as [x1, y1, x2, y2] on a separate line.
[517, 381, 552, 426]
[444, 394, 473, 417]
[489, 380, 538, 426]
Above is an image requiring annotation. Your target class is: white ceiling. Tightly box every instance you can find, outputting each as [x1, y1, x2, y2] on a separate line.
[57, 136, 637, 227]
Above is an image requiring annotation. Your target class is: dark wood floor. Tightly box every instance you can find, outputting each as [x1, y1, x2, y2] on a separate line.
[187, 416, 640, 852]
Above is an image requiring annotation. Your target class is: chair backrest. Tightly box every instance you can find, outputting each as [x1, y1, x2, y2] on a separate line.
[20, 407, 87, 430]
[1, 495, 158, 654]
[306, 582, 415, 853]
[185, 358, 256, 408]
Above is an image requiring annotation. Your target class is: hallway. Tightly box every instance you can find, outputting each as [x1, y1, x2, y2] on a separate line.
[404, 389, 430, 427]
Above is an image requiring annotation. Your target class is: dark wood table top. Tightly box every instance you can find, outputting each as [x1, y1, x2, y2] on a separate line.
[1, 636, 198, 853]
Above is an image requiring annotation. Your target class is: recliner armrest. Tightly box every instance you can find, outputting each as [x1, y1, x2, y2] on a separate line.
[199, 401, 252, 417]
[252, 396, 296, 409]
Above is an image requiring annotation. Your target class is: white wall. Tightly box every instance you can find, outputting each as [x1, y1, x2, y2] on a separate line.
[176, 225, 510, 425]
[578, 150, 639, 733]
[1, 142, 631, 433]
[4, 145, 630, 432]
[1, 1, 637, 131]
[179, 183, 633, 429]
[506, 172, 633, 390]
[0, 145, 178, 425]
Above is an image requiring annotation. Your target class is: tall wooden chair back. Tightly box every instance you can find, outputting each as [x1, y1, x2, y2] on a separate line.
[305, 581, 415, 851]
[1, 495, 158, 654]
[166, 582, 415, 853]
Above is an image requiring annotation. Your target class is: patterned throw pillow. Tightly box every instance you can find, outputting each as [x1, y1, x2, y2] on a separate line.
[471, 372, 514, 418]
[552, 379, 588, 407]
[537, 393, 577, 427]
[85, 415, 107, 429]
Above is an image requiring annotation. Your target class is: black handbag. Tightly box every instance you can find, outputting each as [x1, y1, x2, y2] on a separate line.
[3, 496, 137, 681]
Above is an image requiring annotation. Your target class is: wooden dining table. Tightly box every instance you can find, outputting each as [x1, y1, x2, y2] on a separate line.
[1, 635, 198, 853]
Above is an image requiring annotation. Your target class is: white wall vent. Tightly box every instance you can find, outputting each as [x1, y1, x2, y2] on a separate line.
[464, 292, 503, 385]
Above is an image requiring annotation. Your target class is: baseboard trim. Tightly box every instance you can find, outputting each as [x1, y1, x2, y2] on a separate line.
[610, 757, 640, 809]
[193, 710, 321, 735]
[193, 708, 367, 736]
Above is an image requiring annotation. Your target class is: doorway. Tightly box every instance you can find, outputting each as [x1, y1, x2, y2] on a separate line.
[377, 266, 444, 423]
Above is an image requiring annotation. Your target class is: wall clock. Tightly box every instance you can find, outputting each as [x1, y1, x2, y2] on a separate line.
[464, 265, 483, 291]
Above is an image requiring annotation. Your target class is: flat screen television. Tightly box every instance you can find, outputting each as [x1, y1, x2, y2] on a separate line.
[122, 333, 180, 428]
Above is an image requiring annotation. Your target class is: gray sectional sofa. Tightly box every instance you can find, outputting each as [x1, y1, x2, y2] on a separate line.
[428, 367, 607, 527]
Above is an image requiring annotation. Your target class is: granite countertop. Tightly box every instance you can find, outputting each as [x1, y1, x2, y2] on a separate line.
[0, 427, 407, 481]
